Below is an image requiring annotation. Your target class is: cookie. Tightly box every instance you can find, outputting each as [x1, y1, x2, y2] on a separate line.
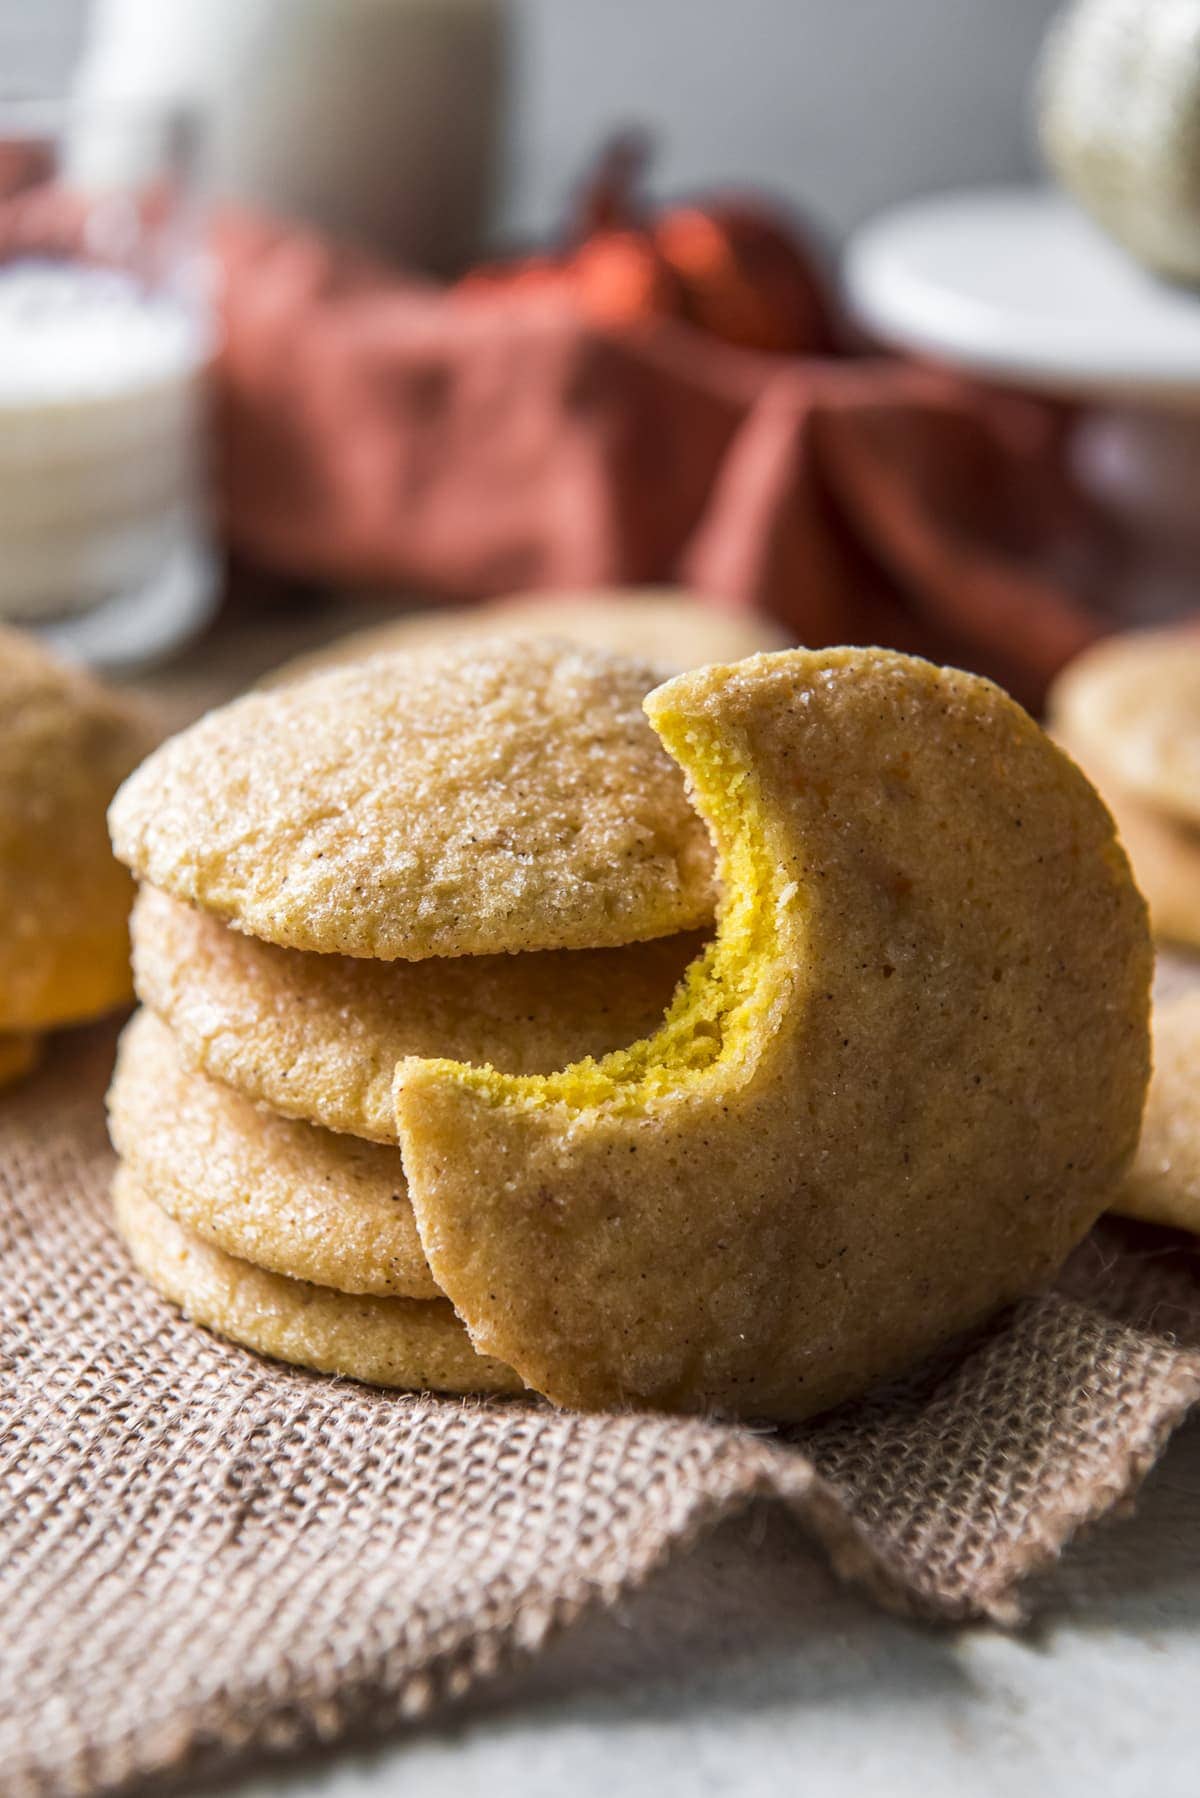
[110, 638, 717, 960]
[131, 886, 701, 1143]
[1, 626, 157, 1030]
[108, 1010, 436, 1297]
[1048, 629, 1200, 827]
[112, 1168, 522, 1394]
[268, 590, 791, 687]
[1115, 991, 1200, 1234]
[0, 1032, 39, 1091]
[395, 647, 1151, 1421]
[1053, 725, 1200, 949]
[1093, 787, 1200, 951]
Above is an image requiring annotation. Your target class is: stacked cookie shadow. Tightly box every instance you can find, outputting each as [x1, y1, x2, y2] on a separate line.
[1049, 628, 1200, 954]
[0, 627, 156, 1088]
[106, 638, 716, 1397]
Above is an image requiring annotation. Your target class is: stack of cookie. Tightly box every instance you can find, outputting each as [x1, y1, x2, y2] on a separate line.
[107, 632, 1155, 1420]
[0, 626, 156, 1088]
[1049, 628, 1200, 951]
[107, 638, 715, 1397]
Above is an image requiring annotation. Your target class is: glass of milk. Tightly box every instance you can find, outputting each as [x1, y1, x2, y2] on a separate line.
[0, 96, 217, 668]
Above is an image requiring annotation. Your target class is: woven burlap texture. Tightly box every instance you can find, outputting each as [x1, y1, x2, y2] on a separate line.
[3, 1024, 1200, 1798]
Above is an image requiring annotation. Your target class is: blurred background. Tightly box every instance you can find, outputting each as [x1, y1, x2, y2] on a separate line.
[2, 0, 1200, 724]
[5, 0, 1056, 243]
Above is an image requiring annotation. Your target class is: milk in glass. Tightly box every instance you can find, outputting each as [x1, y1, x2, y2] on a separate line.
[0, 259, 209, 627]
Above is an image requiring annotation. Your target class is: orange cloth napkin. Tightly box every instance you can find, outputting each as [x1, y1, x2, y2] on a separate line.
[215, 214, 1103, 708]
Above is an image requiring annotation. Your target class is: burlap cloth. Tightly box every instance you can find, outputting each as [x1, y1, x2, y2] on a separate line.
[2, 1018, 1199, 1796]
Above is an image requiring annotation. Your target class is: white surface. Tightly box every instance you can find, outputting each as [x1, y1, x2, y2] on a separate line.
[219, 1421, 1200, 1798]
[845, 186, 1200, 400]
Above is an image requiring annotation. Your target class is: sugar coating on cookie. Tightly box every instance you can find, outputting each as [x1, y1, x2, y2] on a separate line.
[110, 638, 717, 960]
[1, 626, 157, 1030]
[132, 886, 702, 1143]
[1049, 629, 1200, 827]
[0, 1032, 39, 1090]
[1115, 992, 1200, 1235]
[267, 589, 791, 688]
[395, 647, 1152, 1422]
[112, 1167, 522, 1394]
[109, 1009, 436, 1297]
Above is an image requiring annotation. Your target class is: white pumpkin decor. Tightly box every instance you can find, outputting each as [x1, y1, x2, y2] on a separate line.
[1038, 0, 1200, 285]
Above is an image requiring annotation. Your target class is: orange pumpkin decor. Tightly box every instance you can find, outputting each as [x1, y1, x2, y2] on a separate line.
[455, 134, 836, 356]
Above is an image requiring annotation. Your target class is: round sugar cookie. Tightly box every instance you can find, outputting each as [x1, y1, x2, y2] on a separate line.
[395, 647, 1151, 1422]
[0, 626, 157, 1031]
[0, 1032, 39, 1090]
[1115, 991, 1200, 1235]
[113, 1168, 522, 1395]
[268, 590, 792, 687]
[1052, 726, 1200, 949]
[1048, 629, 1200, 827]
[110, 638, 717, 960]
[132, 886, 702, 1143]
[109, 1010, 436, 1297]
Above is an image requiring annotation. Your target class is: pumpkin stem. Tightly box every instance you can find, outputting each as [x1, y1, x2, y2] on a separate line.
[572, 130, 654, 240]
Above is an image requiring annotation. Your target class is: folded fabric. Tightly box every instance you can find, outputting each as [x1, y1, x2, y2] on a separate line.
[216, 213, 1105, 707]
[3, 1021, 1199, 1794]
